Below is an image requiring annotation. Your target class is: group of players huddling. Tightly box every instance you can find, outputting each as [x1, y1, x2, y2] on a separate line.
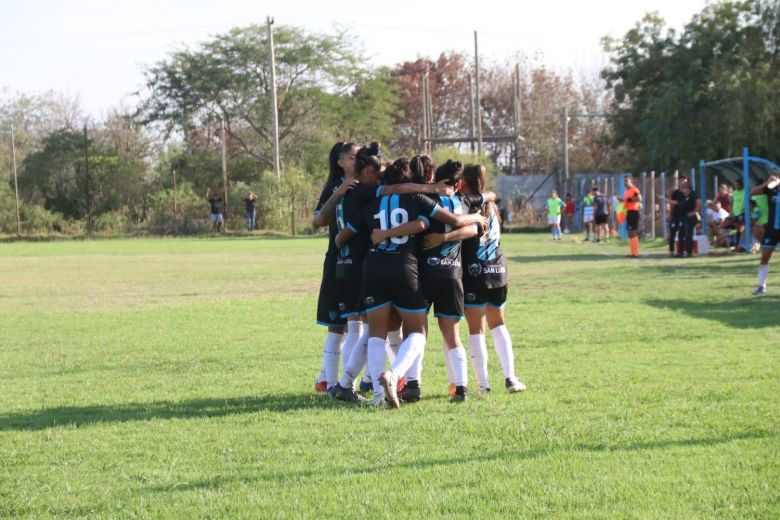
[312, 141, 525, 409]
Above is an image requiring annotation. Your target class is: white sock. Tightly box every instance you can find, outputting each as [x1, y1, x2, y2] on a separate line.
[491, 325, 515, 379]
[406, 349, 425, 382]
[391, 332, 425, 378]
[758, 264, 769, 288]
[469, 333, 490, 390]
[386, 328, 402, 363]
[443, 342, 455, 384]
[448, 346, 468, 387]
[367, 337, 387, 395]
[339, 321, 363, 383]
[339, 329, 368, 388]
[322, 332, 343, 386]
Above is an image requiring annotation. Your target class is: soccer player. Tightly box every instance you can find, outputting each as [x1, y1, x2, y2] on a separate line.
[546, 191, 564, 240]
[751, 174, 779, 295]
[337, 159, 485, 408]
[427, 164, 526, 395]
[311, 141, 359, 392]
[582, 188, 595, 241]
[329, 144, 454, 403]
[410, 154, 436, 184]
[623, 176, 643, 257]
[411, 160, 485, 403]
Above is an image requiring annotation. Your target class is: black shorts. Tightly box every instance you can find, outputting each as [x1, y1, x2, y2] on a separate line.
[316, 257, 346, 327]
[464, 281, 508, 309]
[422, 275, 464, 320]
[626, 210, 640, 231]
[761, 227, 780, 249]
[336, 268, 364, 319]
[362, 256, 426, 314]
[595, 214, 608, 225]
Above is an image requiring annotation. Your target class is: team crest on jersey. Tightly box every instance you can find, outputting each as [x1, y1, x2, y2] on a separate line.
[468, 263, 482, 277]
[465, 292, 476, 302]
[364, 296, 375, 306]
[427, 257, 440, 267]
[329, 311, 338, 321]
[338, 303, 346, 312]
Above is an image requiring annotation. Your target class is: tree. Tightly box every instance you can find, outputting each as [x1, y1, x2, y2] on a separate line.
[602, 1, 780, 170]
[137, 24, 368, 170]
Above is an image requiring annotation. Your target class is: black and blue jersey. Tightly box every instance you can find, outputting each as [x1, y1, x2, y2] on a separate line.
[334, 184, 382, 277]
[348, 193, 440, 261]
[765, 185, 779, 231]
[462, 207, 508, 288]
[314, 177, 343, 261]
[419, 193, 481, 280]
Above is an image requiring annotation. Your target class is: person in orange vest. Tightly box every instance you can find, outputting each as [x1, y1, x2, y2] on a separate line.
[623, 176, 643, 257]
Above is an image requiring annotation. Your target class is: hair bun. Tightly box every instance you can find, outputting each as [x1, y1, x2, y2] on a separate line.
[369, 141, 381, 156]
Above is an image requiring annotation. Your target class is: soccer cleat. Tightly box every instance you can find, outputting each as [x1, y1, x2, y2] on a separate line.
[450, 385, 467, 402]
[396, 376, 407, 393]
[358, 379, 373, 394]
[477, 386, 492, 395]
[448, 383, 456, 398]
[379, 371, 400, 409]
[331, 382, 367, 403]
[367, 393, 389, 409]
[398, 384, 421, 403]
[314, 381, 329, 394]
[752, 286, 767, 296]
[505, 377, 527, 393]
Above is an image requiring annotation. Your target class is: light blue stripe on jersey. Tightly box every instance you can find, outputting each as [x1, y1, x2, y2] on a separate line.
[429, 204, 439, 217]
[347, 222, 358, 233]
[418, 216, 430, 228]
[377, 195, 390, 251]
[388, 194, 400, 252]
[485, 214, 499, 260]
[336, 195, 349, 257]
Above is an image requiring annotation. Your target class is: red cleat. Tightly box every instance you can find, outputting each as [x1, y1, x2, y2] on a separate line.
[396, 376, 406, 393]
[314, 381, 328, 393]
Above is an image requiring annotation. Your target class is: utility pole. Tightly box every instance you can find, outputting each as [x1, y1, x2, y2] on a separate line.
[468, 73, 475, 154]
[84, 123, 92, 233]
[221, 119, 229, 228]
[474, 30, 483, 158]
[10, 123, 20, 236]
[172, 169, 177, 236]
[562, 106, 569, 194]
[267, 16, 281, 179]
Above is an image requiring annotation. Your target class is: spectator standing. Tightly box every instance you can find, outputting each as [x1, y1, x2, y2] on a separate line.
[244, 191, 257, 231]
[206, 188, 224, 233]
[592, 186, 609, 242]
[667, 175, 688, 256]
[564, 193, 575, 234]
[677, 182, 700, 257]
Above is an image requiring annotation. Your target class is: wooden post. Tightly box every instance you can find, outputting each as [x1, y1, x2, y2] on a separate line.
[84, 124, 92, 234]
[221, 120, 229, 229]
[291, 188, 296, 236]
[650, 170, 656, 239]
[267, 16, 281, 179]
[172, 169, 177, 236]
[468, 73, 475, 154]
[10, 123, 21, 236]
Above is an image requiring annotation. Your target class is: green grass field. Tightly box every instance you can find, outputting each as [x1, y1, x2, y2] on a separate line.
[0, 234, 778, 518]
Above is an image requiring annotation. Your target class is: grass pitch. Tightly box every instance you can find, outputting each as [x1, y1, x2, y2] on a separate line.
[0, 235, 778, 518]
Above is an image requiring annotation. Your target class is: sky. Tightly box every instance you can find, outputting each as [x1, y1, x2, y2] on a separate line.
[0, 0, 711, 117]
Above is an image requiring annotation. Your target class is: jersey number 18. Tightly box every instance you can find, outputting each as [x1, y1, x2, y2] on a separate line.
[374, 208, 410, 244]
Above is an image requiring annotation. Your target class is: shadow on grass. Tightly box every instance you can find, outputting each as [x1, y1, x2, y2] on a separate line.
[644, 296, 779, 328]
[510, 253, 624, 264]
[574, 429, 772, 453]
[145, 429, 773, 493]
[0, 393, 339, 431]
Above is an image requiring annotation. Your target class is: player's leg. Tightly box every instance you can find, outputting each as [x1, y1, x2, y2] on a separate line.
[753, 232, 776, 295]
[316, 261, 346, 392]
[464, 284, 489, 393]
[485, 287, 526, 393]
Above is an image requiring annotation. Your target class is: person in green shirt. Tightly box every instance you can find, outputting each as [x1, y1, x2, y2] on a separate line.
[730, 180, 747, 251]
[546, 190, 564, 240]
[582, 191, 595, 241]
